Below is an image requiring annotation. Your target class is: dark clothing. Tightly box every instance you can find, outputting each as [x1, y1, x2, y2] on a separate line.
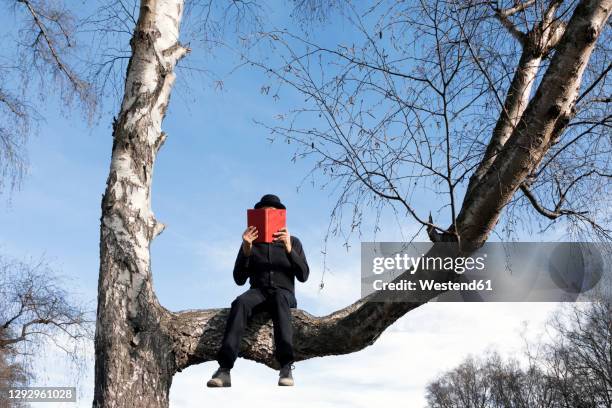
[217, 237, 309, 369]
[233, 236, 309, 295]
[216, 287, 296, 369]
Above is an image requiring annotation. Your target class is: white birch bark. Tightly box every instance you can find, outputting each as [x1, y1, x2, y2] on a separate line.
[457, 0, 612, 244]
[465, 2, 566, 196]
[94, 0, 189, 406]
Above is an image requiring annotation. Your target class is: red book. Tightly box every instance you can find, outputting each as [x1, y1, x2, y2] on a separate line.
[247, 208, 286, 243]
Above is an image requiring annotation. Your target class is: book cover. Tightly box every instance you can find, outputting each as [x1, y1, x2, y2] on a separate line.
[247, 208, 286, 243]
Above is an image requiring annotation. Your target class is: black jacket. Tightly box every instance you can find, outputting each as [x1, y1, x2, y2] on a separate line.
[233, 236, 309, 295]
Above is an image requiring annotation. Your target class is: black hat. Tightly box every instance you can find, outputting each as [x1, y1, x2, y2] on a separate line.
[254, 194, 286, 210]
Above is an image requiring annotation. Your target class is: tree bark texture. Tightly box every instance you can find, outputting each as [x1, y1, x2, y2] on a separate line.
[465, 1, 566, 196]
[94, 0, 611, 406]
[457, 0, 611, 244]
[94, 0, 189, 406]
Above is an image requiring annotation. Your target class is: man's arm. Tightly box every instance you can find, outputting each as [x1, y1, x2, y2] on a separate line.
[288, 236, 309, 282]
[233, 226, 258, 285]
[233, 245, 251, 286]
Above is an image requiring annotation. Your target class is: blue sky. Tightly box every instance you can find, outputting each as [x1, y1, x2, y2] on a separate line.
[0, 1, 564, 406]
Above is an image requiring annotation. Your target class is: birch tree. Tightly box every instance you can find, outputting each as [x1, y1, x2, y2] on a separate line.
[94, 0, 612, 406]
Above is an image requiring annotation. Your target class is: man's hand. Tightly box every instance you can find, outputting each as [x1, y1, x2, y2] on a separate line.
[273, 227, 292, 253]
[242, 226, 258, 256]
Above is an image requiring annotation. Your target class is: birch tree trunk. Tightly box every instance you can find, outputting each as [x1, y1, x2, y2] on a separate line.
[94, 1, 189, 406]
[94, 0, 611, 407]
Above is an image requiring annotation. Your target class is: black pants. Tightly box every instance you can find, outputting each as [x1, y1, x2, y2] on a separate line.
[216, 287, 297, 369]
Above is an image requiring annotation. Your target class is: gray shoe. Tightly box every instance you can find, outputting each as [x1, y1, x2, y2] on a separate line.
[278, 363, 295, 386]
[207, 367, 231, 387]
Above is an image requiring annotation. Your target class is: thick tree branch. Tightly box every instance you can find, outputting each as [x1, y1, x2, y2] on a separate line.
[165, 245, 463, 371]
[457, 0, 611, 244]
[466, 0, 566, 198]
[166, 297, 422, 370]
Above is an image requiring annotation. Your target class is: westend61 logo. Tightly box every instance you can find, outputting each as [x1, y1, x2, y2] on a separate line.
[361, 242, 609, 303]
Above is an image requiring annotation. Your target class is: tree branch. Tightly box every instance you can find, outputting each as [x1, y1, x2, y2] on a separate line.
[492, 2, 534, 43]
[167, 287, 426, 370]
[519, 184, 584, 219]
[457, 0, 611, 244]
[17, 0, 85, 92]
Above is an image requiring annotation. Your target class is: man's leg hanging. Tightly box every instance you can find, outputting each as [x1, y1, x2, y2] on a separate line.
[217, 288, 266, 369]
[269, 289, 295, 367]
